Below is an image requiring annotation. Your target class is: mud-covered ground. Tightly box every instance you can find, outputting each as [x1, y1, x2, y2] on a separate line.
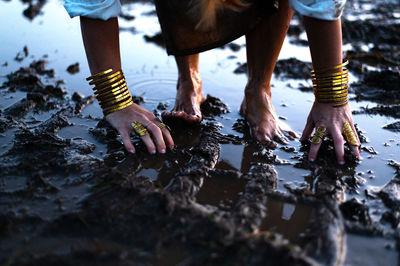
[0, 0, 399, 265]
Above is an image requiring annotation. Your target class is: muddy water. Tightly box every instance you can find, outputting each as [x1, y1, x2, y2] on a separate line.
[1, 0, 399, 265]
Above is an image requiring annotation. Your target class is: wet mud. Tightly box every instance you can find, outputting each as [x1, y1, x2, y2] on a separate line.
[1, 0, 400, 265]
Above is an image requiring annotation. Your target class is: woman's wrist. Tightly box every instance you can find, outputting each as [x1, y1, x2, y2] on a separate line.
[312, 60, 349, 108]
[86, 68, 134, 116]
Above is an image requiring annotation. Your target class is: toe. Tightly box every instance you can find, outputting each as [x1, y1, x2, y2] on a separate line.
[184, 114, 202, 124]
[161, 110, 172, 119]
[274, 132, 289, 145]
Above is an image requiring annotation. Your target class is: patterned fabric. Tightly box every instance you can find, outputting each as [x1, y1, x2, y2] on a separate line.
[64, 0, 121, 20]
[289, 0, 346, 20]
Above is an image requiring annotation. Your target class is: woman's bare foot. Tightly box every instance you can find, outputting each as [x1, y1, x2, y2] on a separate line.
[240, 87, 296, 148]
[162, 72, 205, 124]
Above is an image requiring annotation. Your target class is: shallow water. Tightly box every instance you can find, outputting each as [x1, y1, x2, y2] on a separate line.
[0, 0, 399, 264]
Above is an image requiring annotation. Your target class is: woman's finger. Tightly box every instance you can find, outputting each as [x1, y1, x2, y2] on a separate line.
[300, 117, 315, 142]
[308, 125, 326, 162]
[146, 122, 167, 153]
[119, 129, 136, 154]
[161, 127, 174, 149]
[153, 118, 174, 149]
[331, 129, 345, 165]
[140, 133, 157, 154]
[278, 121, 297, 140]
[349, 122, 361, 159]
[274, 132, 288, 145]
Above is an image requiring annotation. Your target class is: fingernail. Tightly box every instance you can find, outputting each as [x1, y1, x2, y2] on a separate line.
[339, 161, 345, 165]
[309, 158, 314, 162]
[151, 150, 156, 155]
[160, 149, 166, 154]
[129, 149, 135, 154]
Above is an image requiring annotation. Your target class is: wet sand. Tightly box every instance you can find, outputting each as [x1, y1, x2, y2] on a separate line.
[0, 0, 399, 264]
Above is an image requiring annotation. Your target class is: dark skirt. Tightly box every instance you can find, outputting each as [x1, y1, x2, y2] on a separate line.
[154, 0, 278, 56]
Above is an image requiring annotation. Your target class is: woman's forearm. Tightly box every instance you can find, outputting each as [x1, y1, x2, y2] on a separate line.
[80, 17, 121, 74]
[303, 16, 343, 70]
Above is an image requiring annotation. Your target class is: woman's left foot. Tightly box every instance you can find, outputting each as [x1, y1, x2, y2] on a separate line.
[240, 87, 296, 147]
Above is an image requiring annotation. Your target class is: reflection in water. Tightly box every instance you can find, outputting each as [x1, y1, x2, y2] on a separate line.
[260, 199, 312, 246]
[136, 149, 191, 187]
[196, 170, 247, 208]
[218, 144, 244, 170]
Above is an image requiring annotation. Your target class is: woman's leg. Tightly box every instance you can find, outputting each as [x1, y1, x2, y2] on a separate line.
[161, 54, 205, 124]
[242, 0, 295, 147]
[80, 17, 174, 154]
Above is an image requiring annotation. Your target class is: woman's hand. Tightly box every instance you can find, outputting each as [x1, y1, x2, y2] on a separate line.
[105, 103, 174, 154]
[300, 102, 361, 164]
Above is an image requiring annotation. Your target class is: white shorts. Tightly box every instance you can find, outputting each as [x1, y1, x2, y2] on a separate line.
[64, 0, 121, 20]
[289, 0, 346, 20]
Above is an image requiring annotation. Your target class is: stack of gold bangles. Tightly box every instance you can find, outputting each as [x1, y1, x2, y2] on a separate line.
[312, 60, 349, 108]
[86, 69, 133, 116]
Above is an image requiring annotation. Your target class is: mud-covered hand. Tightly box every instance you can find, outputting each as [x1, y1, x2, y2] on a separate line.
[300, 102, 361, 164]
[105, 103, 174, 154]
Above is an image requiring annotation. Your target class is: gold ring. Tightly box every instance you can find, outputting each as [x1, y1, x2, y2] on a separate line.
[343, 122, 359, 146]
[311, 126, 326, 144]
[131, 121, 148, 137]
[157, 122, 171, 131]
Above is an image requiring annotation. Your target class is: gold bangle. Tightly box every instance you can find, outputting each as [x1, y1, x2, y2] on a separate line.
[89, 70, 122, 85]
[317, 98, 348, 103]
[93, 77, 125, 92]
[96, 84, 128, 100]
[313, 84, 348, 91]
[314, 91, 349, 98]
[315, 92, 348, 98]
[311, 69, 349, 79]
[97, 89, 129, 105]
[103, 99, 133, 116]
[98, 88, 131, 106]
[314, 87, 349, 94]
[334, 100, 348, 107]
[314, 84, 348, 90]
[102, 96, 133, 111]
[92, 73, 123, 89]
[311, 73, 349, 81]
[315, 91, 348, 97]
[312, 72, 348, 79]
[313, 78, 349, 86]
[95, 83, 128, 98]
[86, 69, 113, 81]
[99, 94, 132, 109]
[311, 60, 349, 74]
[317, 97, 348, 103]
[94, 78, 126, 94]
